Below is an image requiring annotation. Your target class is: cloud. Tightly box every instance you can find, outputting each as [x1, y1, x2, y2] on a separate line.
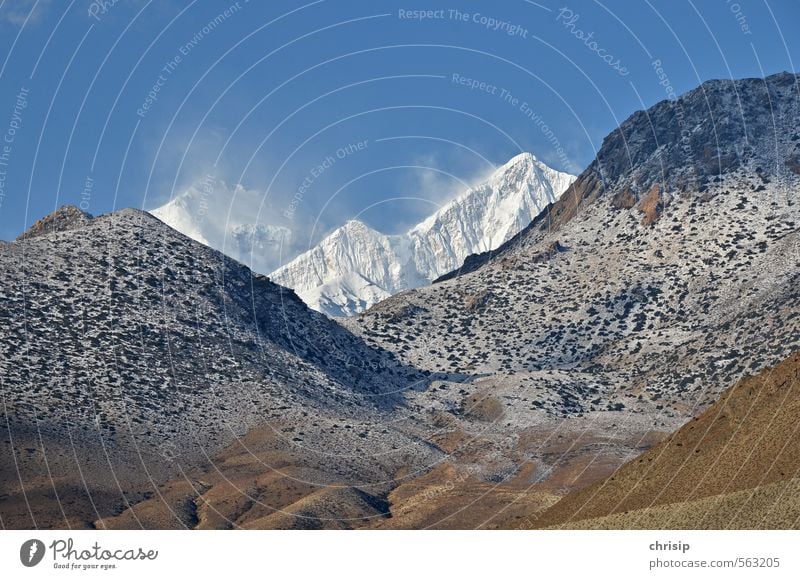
[0, 0, 51, 26]
[408, 150, 498, 206]
[150, 171, 314, 273]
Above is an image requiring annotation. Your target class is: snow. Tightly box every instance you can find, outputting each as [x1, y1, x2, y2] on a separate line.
[304, 272, 393, 318]
[272, 153, 575, 316]
[150, 179, 292, 274]
[149, 154, 574, 317]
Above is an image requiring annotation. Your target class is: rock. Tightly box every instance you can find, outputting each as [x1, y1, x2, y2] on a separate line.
[17, 205, 92, 241]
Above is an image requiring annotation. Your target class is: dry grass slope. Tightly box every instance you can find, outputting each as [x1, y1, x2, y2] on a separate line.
[534, 352, 800, 529]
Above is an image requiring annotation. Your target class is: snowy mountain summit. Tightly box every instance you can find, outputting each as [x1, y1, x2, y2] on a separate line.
[150, 178, 292, 275]
[271, 153, 575, 316]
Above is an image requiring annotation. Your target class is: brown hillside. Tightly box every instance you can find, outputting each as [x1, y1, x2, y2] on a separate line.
[533, 352, 800, 529]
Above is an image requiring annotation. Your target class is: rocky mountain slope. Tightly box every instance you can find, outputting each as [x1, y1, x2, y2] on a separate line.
[341, 71, 800, 506]
[0, 206, 439, 528]
[442, 71, 800, 279]
[270, 153, 575, 316]
[3, 72, 798, 530]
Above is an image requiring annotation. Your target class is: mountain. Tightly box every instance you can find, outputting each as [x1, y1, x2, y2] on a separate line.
[97, 74, 800, 530]
[150, 178, 293, 274]
[0, 206, 439, 528]
[16, 204, 93, 240]
[270, 153, 575, 316]
[348, 71, 800, 402]
[3, 72, 799, 531]
[338, 72, 800, 522]
[532, 352, 800, 529]
[442, 71, 800, 279]
[272, 219, 418, 317]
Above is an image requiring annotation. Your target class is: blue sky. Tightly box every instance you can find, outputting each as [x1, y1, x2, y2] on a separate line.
[0, 0, 797, 243]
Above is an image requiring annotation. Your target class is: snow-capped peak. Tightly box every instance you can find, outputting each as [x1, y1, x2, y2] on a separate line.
[271, 153, 576, 316]
[150, 177, 292, 273]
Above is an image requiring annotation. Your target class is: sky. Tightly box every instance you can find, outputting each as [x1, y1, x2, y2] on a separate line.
[0, 0, 798, 250]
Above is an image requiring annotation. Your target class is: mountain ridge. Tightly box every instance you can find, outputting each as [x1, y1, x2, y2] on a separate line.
[1, 204, 450, 527]
[436, 71, 800, 281]
[271, 152, 575, 316]
[345, 71, 800, 451]
[3, 71, 799, 530]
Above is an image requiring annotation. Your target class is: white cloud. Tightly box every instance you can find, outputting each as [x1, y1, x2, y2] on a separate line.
[0, 0, 51, 26]
[407, 150, 498, 206]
